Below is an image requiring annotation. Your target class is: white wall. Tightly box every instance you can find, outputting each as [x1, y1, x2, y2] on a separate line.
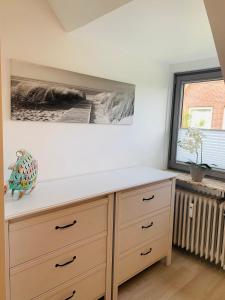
[0, 0, 170, 181]
[170, 57, 220, 73]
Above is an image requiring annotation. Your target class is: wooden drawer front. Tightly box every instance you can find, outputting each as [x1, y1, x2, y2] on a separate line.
[10, 201, 107, 267]
[35, 268, 105, 300]
[10, 237, 106, 300]
[118, 236, 168, 284]
[119, 182, 171, 224]
[119, 209, 170, 254]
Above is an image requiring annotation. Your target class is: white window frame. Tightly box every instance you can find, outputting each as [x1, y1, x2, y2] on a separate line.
[188, 106, 213, 129]
[223, 107, 225, 130]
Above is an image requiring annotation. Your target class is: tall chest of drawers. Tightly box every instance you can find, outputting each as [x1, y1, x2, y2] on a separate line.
[112, 179, 175, 299]
[5, 196, 113, 300]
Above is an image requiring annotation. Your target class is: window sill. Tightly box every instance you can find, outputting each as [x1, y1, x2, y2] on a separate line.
[175, 171, 225, 198]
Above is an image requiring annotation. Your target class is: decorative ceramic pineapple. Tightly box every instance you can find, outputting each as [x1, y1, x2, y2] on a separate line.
[7, 149, 38, 199]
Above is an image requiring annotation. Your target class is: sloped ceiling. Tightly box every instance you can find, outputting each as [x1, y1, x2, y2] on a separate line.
[59, 0, 217, 65]
[204, 0, 225, 76]
[48, 0, 134, 31]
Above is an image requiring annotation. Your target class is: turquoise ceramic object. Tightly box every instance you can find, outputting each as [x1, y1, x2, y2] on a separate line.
[8, 149, 38, 198]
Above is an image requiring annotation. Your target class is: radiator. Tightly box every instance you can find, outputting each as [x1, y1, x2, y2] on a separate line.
[173, 189, 225, 269]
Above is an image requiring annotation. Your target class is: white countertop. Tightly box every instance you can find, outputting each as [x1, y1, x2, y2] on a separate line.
[4, 166, 176, 221]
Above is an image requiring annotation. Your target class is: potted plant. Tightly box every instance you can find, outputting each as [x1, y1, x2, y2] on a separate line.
[178, 128, 212, 182]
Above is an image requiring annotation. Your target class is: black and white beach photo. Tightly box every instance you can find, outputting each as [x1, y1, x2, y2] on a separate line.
[11, 61, 135, 125]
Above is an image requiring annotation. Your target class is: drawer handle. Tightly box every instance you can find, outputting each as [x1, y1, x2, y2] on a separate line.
[142, 222, 153, 229]
[140, 248, 152, 256]
[55, 220, 77, 230]
[65, 290, 76, 300]
[143, 195, 154, 201]
[55, 256, 76, 268]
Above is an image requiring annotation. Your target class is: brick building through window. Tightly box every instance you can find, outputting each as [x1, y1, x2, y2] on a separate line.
[181, 80, 225, 130]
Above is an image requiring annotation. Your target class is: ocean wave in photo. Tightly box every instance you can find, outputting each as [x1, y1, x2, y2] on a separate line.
[11, 77, 135, 125]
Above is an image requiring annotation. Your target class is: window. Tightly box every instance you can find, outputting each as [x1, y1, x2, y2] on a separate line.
[188, 107, 213, 129]
[168, 68, 225, 179]
[223, 108, 225, 130]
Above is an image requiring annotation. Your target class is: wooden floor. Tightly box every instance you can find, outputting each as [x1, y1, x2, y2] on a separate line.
[118, 248, 225, 300]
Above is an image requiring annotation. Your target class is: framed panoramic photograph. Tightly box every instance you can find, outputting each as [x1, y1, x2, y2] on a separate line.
[10, 60, 135, 125]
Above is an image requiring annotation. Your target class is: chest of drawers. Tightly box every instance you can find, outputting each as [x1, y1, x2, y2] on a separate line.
[5, 196, 113, 300]
[112, 180, 175, 299]
[4, 166, 175, 300]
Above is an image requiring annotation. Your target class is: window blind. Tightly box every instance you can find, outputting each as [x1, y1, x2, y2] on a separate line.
[177, 128, 225, 170]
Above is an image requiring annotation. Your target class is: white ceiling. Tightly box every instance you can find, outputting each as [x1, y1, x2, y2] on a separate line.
[49, 0, 217, 65]
[48, 0, 134, 31]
